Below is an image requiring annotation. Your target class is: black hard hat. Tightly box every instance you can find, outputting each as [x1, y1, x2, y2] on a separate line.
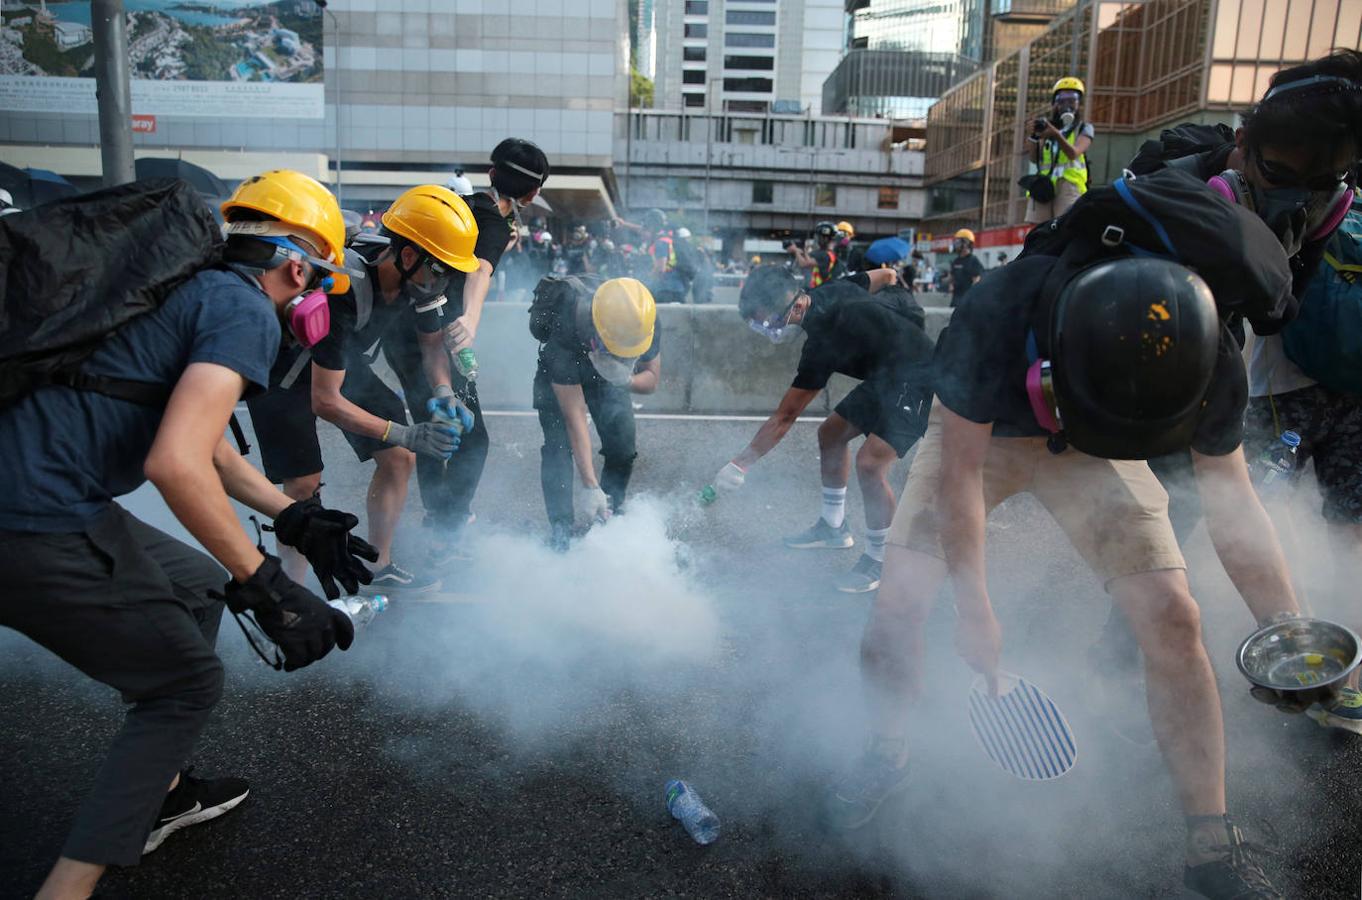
[642, 208, 668, 232]
[814, 220, 837, 238]
[490, 138, 550, 198]
[1051, 257, 1220, 460]
[739, 264, 802, 321]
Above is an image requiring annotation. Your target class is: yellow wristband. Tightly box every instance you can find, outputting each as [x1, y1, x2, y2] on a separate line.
[382, 421, 392, 442]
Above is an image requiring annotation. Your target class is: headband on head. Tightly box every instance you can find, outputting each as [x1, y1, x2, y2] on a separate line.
[1263, 74, 1360, 102]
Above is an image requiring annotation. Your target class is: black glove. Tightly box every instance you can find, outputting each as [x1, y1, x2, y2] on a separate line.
[271, 497, 379, 600]
[221, 555, 354, 672]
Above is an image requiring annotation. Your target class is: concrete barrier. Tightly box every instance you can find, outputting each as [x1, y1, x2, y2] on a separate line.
[449, 302, 953, 414]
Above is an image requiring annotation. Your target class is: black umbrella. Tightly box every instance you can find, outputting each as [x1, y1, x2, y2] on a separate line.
[135, 157, 229, 198]
[0, 163, 81, 207]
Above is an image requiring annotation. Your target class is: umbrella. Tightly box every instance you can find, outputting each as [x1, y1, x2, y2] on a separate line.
[0, 165, 78, 207]
[135, 157, 229, 198]
[865, 236, 911, 265]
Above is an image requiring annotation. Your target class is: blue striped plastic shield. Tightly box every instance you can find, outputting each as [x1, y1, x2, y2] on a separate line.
[967, 673, 1078, 781]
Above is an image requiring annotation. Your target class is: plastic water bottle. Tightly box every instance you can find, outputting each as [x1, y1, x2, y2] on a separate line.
[665, 779, 720, 845]
[328, 594, 388, 628]
[455, 348, 479, 382]
[696, 485, 717, 506]
[1253, 430, 1301, 500]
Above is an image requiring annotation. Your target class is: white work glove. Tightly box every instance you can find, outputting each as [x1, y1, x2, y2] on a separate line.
[715, 461, 746, 492]
[575, 484, 612, 523]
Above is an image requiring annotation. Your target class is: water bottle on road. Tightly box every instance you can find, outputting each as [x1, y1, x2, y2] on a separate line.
[665, 779, 720, 844]
[328, 594, 389, 628]
[1252, 430, 1301, 501]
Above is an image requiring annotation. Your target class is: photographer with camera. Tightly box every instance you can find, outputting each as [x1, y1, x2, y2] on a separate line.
[1021, 76, 1096, 223]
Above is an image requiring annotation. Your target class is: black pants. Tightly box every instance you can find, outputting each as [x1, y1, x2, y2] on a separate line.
[0, 505, 226, 866]
[534, 368, 637, 528]
[382, 324, 491, 533]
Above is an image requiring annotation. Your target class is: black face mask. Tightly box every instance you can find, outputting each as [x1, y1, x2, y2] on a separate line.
[396, 248, 451, 305]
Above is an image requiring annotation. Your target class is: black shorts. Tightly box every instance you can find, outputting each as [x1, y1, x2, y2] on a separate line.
[247, 361, 408, 483]
[833, 375, 931, 457]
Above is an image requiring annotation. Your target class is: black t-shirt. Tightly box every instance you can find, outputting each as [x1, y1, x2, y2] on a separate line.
[793, 273, 935, 391]
[415, 192, 512, 334]
[933, 256, 1247, 456]
[311, 256, 406, 372]
[950, 253, 986, 303]
[539, 291, 662, 387]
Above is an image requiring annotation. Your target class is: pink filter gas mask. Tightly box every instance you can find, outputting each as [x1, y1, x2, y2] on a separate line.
[285, 289, 331, 347]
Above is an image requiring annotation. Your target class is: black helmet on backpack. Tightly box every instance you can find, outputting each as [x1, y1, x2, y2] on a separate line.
[739, 264, 802, 322]
[1047, 257, 1220, 460]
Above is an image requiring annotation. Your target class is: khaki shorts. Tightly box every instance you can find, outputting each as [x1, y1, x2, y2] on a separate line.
[1024, 178, 1082, 224]
[887, 402, 1186, 585]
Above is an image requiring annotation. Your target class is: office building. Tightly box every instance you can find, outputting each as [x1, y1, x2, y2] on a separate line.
[651, 0, 843, 113]
[921, 0, 1361, 238]
[0, 0, 629, 220]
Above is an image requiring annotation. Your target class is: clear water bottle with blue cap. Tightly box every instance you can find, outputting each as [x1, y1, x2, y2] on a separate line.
[665, 779, 720, 844]
[327, 594, 388, 628]
[1253, 430, 1301, 501]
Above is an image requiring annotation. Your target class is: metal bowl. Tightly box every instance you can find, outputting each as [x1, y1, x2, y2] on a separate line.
[1237, 617, 1362, 707]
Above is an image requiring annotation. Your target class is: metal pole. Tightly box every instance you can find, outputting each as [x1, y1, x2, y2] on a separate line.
[704, 79, 719, 235]
[321, 5, 342, 205]
[91, 0, 134, 187]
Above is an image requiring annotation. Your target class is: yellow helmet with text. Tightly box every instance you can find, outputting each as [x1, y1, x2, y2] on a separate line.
[591, 277, 656, 357]
[381, 184, 480, 273]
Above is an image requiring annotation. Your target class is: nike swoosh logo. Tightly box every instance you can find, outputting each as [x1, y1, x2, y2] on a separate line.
[162, 801, 202, 823]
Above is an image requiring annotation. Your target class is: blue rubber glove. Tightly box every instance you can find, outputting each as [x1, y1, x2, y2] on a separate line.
[427, 395, 474, 438]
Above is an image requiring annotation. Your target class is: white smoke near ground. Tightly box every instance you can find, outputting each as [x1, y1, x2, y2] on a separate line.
[5, 452, 1358, 896]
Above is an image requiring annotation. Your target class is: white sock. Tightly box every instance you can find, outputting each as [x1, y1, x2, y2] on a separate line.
[821, 486, 848, 528]
[865, 527, 890, 562]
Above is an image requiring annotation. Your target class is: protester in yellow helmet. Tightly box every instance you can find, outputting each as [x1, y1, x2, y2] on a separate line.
[381, 137, 551, 567]
[947, 227, 984, 306]
[527, 274, 661, 550]
[247, 183, 482, 594]
[1022, 74, 1096, 224]
[0, 168, 376, 897]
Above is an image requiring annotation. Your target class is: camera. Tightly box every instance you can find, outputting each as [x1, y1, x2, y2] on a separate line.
[1032, 117, 1047, 134]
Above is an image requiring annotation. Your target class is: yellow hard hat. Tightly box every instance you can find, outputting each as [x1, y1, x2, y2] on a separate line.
[954, 228, 976, 243]
[591, 277, 656, 357]
[836, 220, 855, 237]
[750, 255, 761, 264]
[1053, 76, 1085, 96]
[381, 185, 480, 273]
[221, 169, 349, 292]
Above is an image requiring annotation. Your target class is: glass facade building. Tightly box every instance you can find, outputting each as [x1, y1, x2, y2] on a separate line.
[922, 0, 1361, 234]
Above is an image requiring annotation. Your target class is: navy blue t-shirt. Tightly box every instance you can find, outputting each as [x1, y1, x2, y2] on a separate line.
[0, 267, 280, 531]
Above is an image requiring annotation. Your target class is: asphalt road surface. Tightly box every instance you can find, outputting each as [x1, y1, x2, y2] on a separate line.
[2, 410, 1359, 899]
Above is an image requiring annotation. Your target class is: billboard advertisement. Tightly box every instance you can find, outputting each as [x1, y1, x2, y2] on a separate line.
[0, 0, 324, 119]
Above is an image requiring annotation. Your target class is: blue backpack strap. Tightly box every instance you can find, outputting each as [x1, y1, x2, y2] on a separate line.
[1112, 178, 1178, 258]
[1026, 328, 1039, 364]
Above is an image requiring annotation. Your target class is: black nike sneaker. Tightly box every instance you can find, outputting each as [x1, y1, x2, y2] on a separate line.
[1184, 820, 1284, 899]
[143, 768, 250, 854]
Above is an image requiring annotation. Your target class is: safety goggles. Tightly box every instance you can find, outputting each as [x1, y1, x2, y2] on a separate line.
[1053, 90, 1081, 106]
[224, 222, 362, 291]
[747, 296, 798, 340]
[1250, 148, 1349, 192]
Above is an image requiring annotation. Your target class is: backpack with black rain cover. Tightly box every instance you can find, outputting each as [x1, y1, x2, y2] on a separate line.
[1017, 167, 1294, 353]
[0, 178, 223, 408]
[529, 273, 602, 342]
[1127, 122, 1236, 177]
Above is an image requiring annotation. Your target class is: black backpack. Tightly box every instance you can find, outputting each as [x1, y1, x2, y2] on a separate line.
[0, 178, 223, 409]
[528, 273, 601, 342]
[1128, 122, 1235, 177]
[1018, 167, 1295, 347]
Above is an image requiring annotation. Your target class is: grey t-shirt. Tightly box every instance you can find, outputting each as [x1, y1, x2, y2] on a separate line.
[0, 268, 279, 531]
